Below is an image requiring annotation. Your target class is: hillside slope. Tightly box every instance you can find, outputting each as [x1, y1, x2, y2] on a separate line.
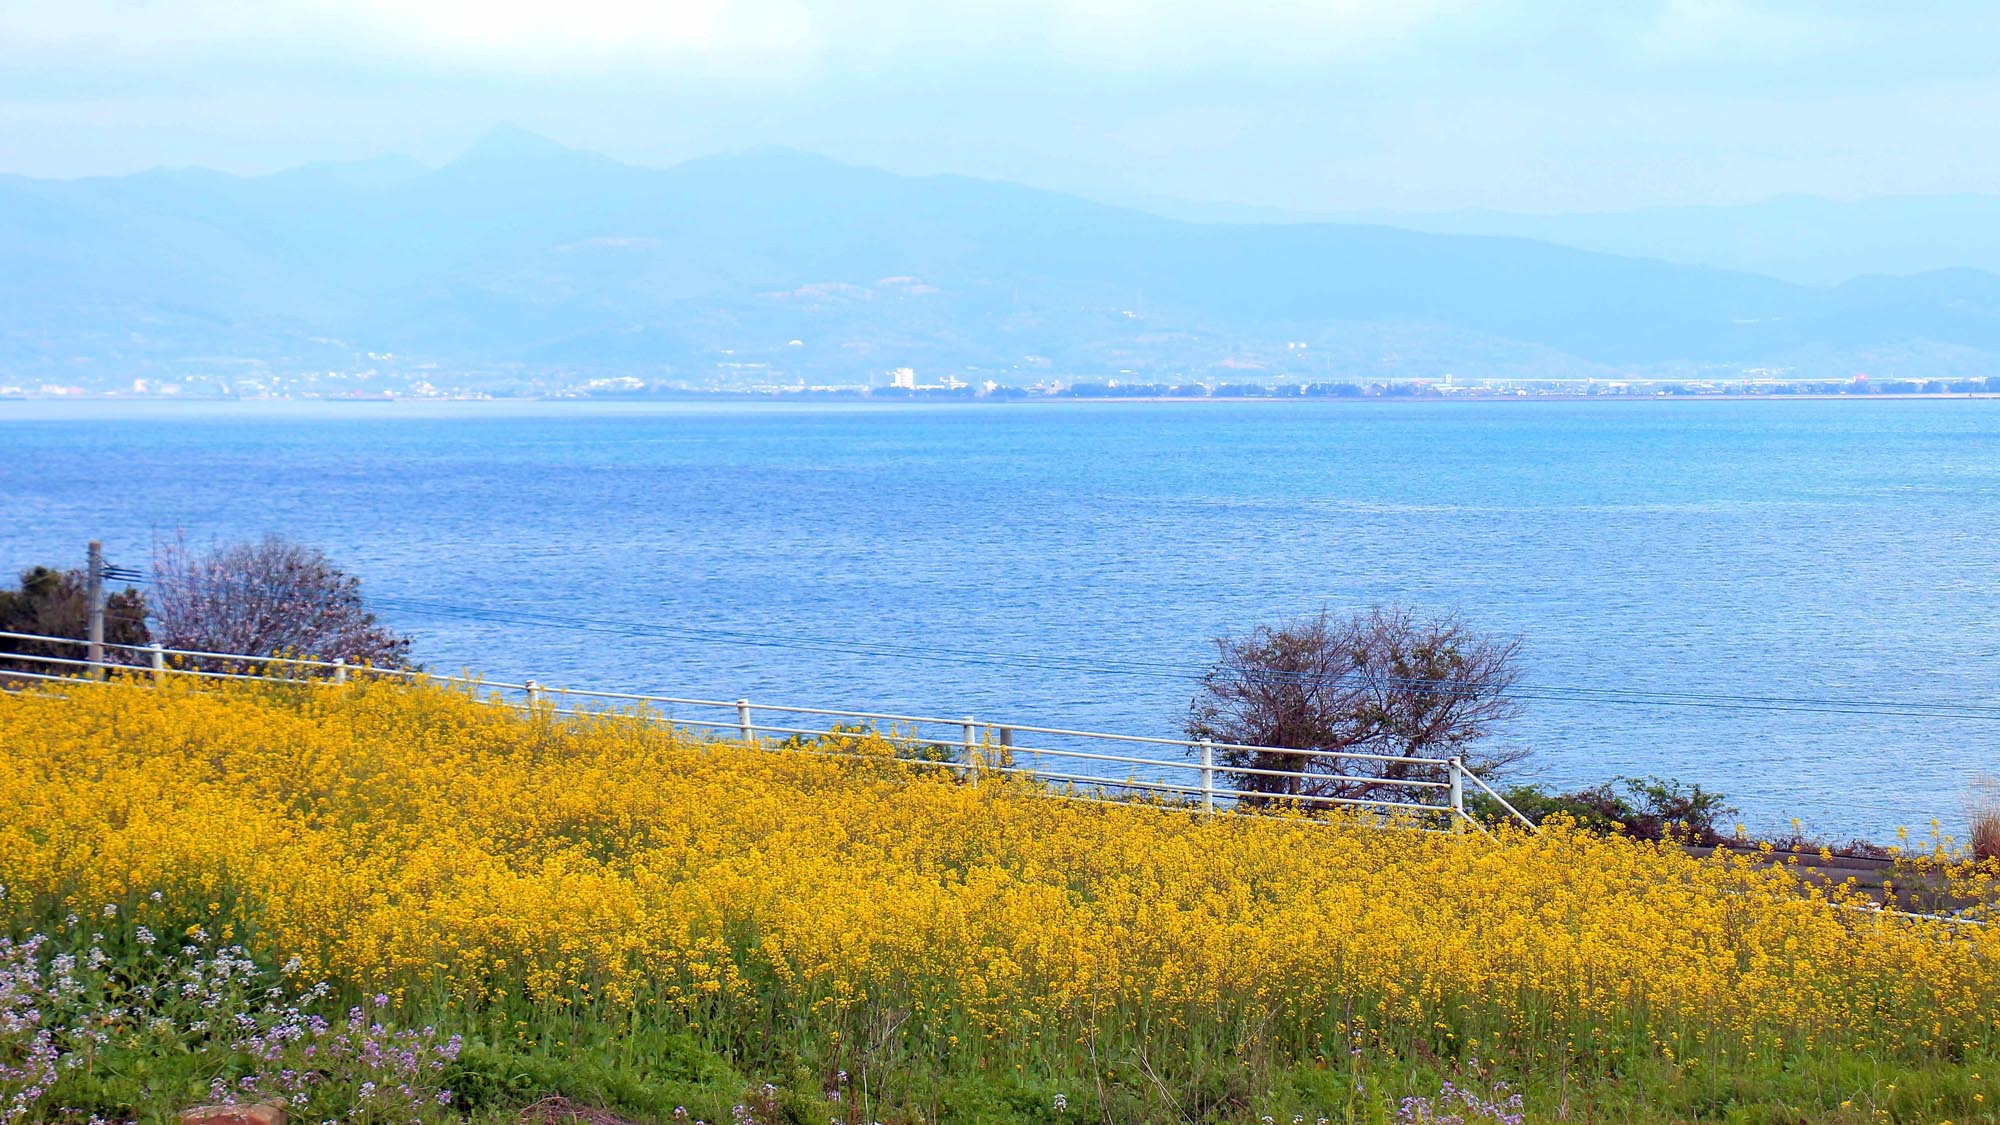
[7, 129, 2000, 384]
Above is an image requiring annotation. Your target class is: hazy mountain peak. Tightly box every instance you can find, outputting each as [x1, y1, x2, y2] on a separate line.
[670, 144, 861, 176]
[7, 141, 2000, 383]
[260, 153, 429, 189]
[449, 124, 583, 166]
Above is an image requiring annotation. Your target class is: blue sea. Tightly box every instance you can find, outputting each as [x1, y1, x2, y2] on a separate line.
[4, 397, 1997, 840]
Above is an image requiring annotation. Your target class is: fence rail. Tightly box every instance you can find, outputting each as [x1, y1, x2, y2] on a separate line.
[0, 629, 1534, 833]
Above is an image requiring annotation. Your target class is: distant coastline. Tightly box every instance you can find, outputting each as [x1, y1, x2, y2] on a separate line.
[5, 388, 1999, 410]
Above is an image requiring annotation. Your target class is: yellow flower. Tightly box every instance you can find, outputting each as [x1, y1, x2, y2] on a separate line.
[0, 674, 1995, 1082]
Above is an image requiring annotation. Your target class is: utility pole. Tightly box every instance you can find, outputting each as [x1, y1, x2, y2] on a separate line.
[85, 540, 105, 677]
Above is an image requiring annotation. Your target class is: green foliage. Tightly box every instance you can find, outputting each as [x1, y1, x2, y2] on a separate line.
[1469, 782, 1630, 836]
[448, 1032, 743, 1121]
[0, 564, 150, 668]
[1, 900, 458, 1124]
[1620, 775, 1738, 843]
[6, 897, 1998, 1125]
[775, 722, 973, 779]
[1471, 775, 1739, 844]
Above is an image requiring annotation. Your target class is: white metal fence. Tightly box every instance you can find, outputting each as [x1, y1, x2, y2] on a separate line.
[0, 629, 1538, 834]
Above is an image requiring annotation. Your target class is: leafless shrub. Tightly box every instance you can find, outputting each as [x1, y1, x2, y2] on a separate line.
[1187, 606, 1525, 805]
[1969, 775, 2000, 864]
[149, 533, 412, 669]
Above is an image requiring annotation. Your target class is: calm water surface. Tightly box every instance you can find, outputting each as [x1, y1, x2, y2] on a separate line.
[4, 398, 1997, 839]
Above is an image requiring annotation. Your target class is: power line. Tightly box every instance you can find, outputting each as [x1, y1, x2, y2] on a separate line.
[365, 593, 2000, 722]
[47, 569, 2000, 722]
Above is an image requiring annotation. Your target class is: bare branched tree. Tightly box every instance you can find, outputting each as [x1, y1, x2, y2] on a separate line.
[149, 534, 413, 668]
[1186, 607, 1524, 805]
[1183, 612, 1372, 802]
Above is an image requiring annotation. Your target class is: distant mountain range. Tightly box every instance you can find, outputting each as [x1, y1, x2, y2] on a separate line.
[1122, 194, 2000, 289]
[7, 125, 2000, 388]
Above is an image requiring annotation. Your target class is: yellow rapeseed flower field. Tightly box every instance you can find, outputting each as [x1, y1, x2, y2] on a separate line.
[1, 674, 1995, 1089]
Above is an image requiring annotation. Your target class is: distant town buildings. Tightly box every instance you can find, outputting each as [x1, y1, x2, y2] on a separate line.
[4, 362, 1997, 403]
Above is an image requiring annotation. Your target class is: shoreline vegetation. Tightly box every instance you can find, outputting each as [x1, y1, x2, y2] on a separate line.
[1, 675, 1996, 1124]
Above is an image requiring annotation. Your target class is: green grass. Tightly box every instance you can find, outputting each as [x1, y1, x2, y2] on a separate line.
[13, 903, 1996, 1125]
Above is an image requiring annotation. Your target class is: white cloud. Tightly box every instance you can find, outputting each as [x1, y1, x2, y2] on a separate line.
[1626, 0, 1863, 65]
[1040, 0, 1468, 65]
[3, 0, 818, 71]
[4, 0, 2000, 206]
[2, 0, 1469, 71]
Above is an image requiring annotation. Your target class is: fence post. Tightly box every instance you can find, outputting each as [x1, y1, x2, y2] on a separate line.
[737, 698, 754, 744]
[999, 726, 1016, 776]
[148, 643, 165, 681]
[524, 680, 540, 709]
[1200, 740, 1216, 814]
[962, 716, 978, 781]
[331, 657, 348, 686]
[1448, 756, 1465, 834]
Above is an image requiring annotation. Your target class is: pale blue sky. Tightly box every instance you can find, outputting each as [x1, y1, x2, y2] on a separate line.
[4, 0, 1998, 212]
